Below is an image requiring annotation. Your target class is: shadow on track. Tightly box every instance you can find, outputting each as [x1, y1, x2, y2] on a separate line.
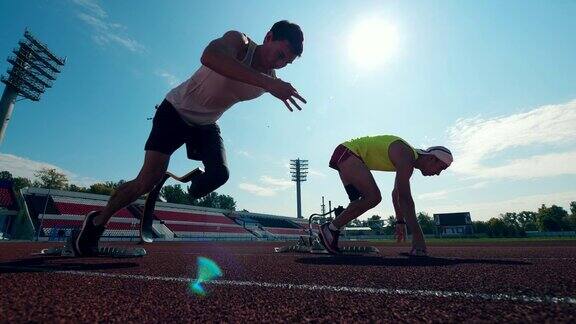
[0, 256, 138, 274]
[295, 254, 531, 267]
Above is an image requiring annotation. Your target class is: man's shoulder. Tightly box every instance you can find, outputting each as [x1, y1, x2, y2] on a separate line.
[389, 140, 416, 168]
[221, 30, 250, 45]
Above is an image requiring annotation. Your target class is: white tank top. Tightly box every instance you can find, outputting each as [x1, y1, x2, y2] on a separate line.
[165, 38, 274, 125]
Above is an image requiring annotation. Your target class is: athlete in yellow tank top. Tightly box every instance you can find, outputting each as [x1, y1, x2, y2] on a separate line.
[320, 134, 454, 256]
[342, 135, 418, 171]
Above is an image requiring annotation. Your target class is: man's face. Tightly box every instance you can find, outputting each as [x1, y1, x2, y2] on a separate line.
[261, 36, 297, 70]
[420, 155, 448, 177]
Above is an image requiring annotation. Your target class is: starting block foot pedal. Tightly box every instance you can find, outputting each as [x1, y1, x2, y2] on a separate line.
[275, 235, 379, 255]
[339, 245, 380, 255]
[37, 245, 147, 258]
[35, 234, 146, 258]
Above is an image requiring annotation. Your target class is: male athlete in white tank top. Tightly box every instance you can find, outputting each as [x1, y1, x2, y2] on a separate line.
[166, 37, 277, 125]
[75, 21, 306, 256]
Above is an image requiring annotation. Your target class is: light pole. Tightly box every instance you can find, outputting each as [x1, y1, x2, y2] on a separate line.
[290, 158, 308, 219]
[0, 29, 66, 145]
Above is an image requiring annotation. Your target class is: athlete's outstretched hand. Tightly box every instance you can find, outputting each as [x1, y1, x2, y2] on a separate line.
[265, 78, 306, 112]
[395, 223, 406, 243]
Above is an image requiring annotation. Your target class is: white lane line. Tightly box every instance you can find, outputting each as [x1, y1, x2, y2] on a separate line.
[45, 270, 575, 305]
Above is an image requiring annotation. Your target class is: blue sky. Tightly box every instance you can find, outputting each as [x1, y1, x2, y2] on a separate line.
[1, 0, 575, 221]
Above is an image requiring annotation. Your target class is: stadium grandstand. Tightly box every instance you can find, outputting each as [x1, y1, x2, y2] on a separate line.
[228, 211, 309, 240]
[0, 179, 19, 239]
[2, 182, 311, 242]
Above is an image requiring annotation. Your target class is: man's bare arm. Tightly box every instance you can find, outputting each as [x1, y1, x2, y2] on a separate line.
[200, 31, 306, 111]
[390, 142, 426, 249]
[391, 188, 402, 221]
[394, 165, 415, 221]
[201, 31, 272, 89]
[389, 142, 415, 215]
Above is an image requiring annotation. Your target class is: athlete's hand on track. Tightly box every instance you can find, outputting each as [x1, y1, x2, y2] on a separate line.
[265, 78, 306, 112]
[395, 223, 406, 243]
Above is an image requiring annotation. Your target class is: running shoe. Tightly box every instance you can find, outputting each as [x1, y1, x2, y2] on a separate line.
[318, 223, 342, 254]
[74, 211, 106, 256]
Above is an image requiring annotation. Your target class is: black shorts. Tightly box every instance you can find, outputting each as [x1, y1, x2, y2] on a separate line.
[328, 144, 363, 171]
[145, 100, 227, 167]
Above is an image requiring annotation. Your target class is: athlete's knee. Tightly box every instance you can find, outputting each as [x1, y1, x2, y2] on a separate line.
[364, 192, 382, 208]
[137, 171, 166, 193]
[207, 165, 229, 186]
[345, 184, 362, 202]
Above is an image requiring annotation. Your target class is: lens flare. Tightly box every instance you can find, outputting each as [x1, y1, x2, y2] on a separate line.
[189, 257, 223, 296]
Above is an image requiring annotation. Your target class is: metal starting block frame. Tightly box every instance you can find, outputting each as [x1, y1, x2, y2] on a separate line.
[274, 209, 380, 255]
[36, 231, 146, 258]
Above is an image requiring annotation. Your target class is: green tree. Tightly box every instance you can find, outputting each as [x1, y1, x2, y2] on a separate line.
[86, 180, 126, 196]
[517, 211, 538, 231]
[472, 220, 489, 234]
[66, 184, 87, 193]
[88, 182, 115, 195]
[382, 216, 396, 235]
[161, 184, 190, 205]
[366, 214, 384, 230]
[486, 218, 508, 237]
[537, 204, 569, 231]
[568, 201, 576, 230]
[190, 191, 237, 210]
[33, 168, 69, 190]
[0, 171, 32, 191]
[499, 212, 523, 236]
[349, 219, 363, 227]
[417, 212, 435, 234]
[13, 177, 32, 191]
[214, 193, 236, 210]
[500, 212, 519, 228]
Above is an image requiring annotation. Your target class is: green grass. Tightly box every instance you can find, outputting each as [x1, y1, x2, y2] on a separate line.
[364, 236, 576, 245]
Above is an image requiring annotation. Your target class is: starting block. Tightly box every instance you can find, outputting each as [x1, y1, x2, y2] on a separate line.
[35, 232, 146, 258]
[274, 208, 380, 255]
[274, 235, 380, 255]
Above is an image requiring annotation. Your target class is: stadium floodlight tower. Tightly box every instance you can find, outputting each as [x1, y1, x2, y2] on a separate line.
[0, 29, 66, 144]
[290, 158, 308, 219]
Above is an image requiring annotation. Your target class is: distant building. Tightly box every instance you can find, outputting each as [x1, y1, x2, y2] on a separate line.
[434, 212, 473, 236]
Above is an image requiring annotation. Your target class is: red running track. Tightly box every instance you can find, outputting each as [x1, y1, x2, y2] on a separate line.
[1, 240, 575, 322]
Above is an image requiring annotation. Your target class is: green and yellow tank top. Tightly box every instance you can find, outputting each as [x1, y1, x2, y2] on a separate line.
[342, 135, 418, 171]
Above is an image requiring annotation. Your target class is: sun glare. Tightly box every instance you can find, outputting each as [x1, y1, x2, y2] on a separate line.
[347, 17, 399, 70]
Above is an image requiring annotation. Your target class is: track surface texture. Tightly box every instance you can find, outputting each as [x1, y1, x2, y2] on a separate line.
[1, 240, 575, 322]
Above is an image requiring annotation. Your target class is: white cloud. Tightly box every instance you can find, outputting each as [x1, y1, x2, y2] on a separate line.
[0, 153, 99, 187]
[70, 0, 107, 18]
[475, 151, 576, 179]
[155, 70, 180, 87]
[73, 2, 145, 53]
[417, 182, 488, 201]
[238, 175, 293, 197]
[308, 168, 327, 178]
[448, 99, 576, 180]
[238, 183, 276, 197]
[235, 150, 253, 159]
[260, 176, 292, 190]
[424, 191, 576, 221]
[417, 190, 449, 201]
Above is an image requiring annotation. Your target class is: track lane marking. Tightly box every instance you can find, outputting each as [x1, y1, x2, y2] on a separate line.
[36, 269, 576, 305]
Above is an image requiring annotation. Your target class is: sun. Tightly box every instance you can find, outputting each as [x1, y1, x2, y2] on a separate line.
[347, 17, 399, 70]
